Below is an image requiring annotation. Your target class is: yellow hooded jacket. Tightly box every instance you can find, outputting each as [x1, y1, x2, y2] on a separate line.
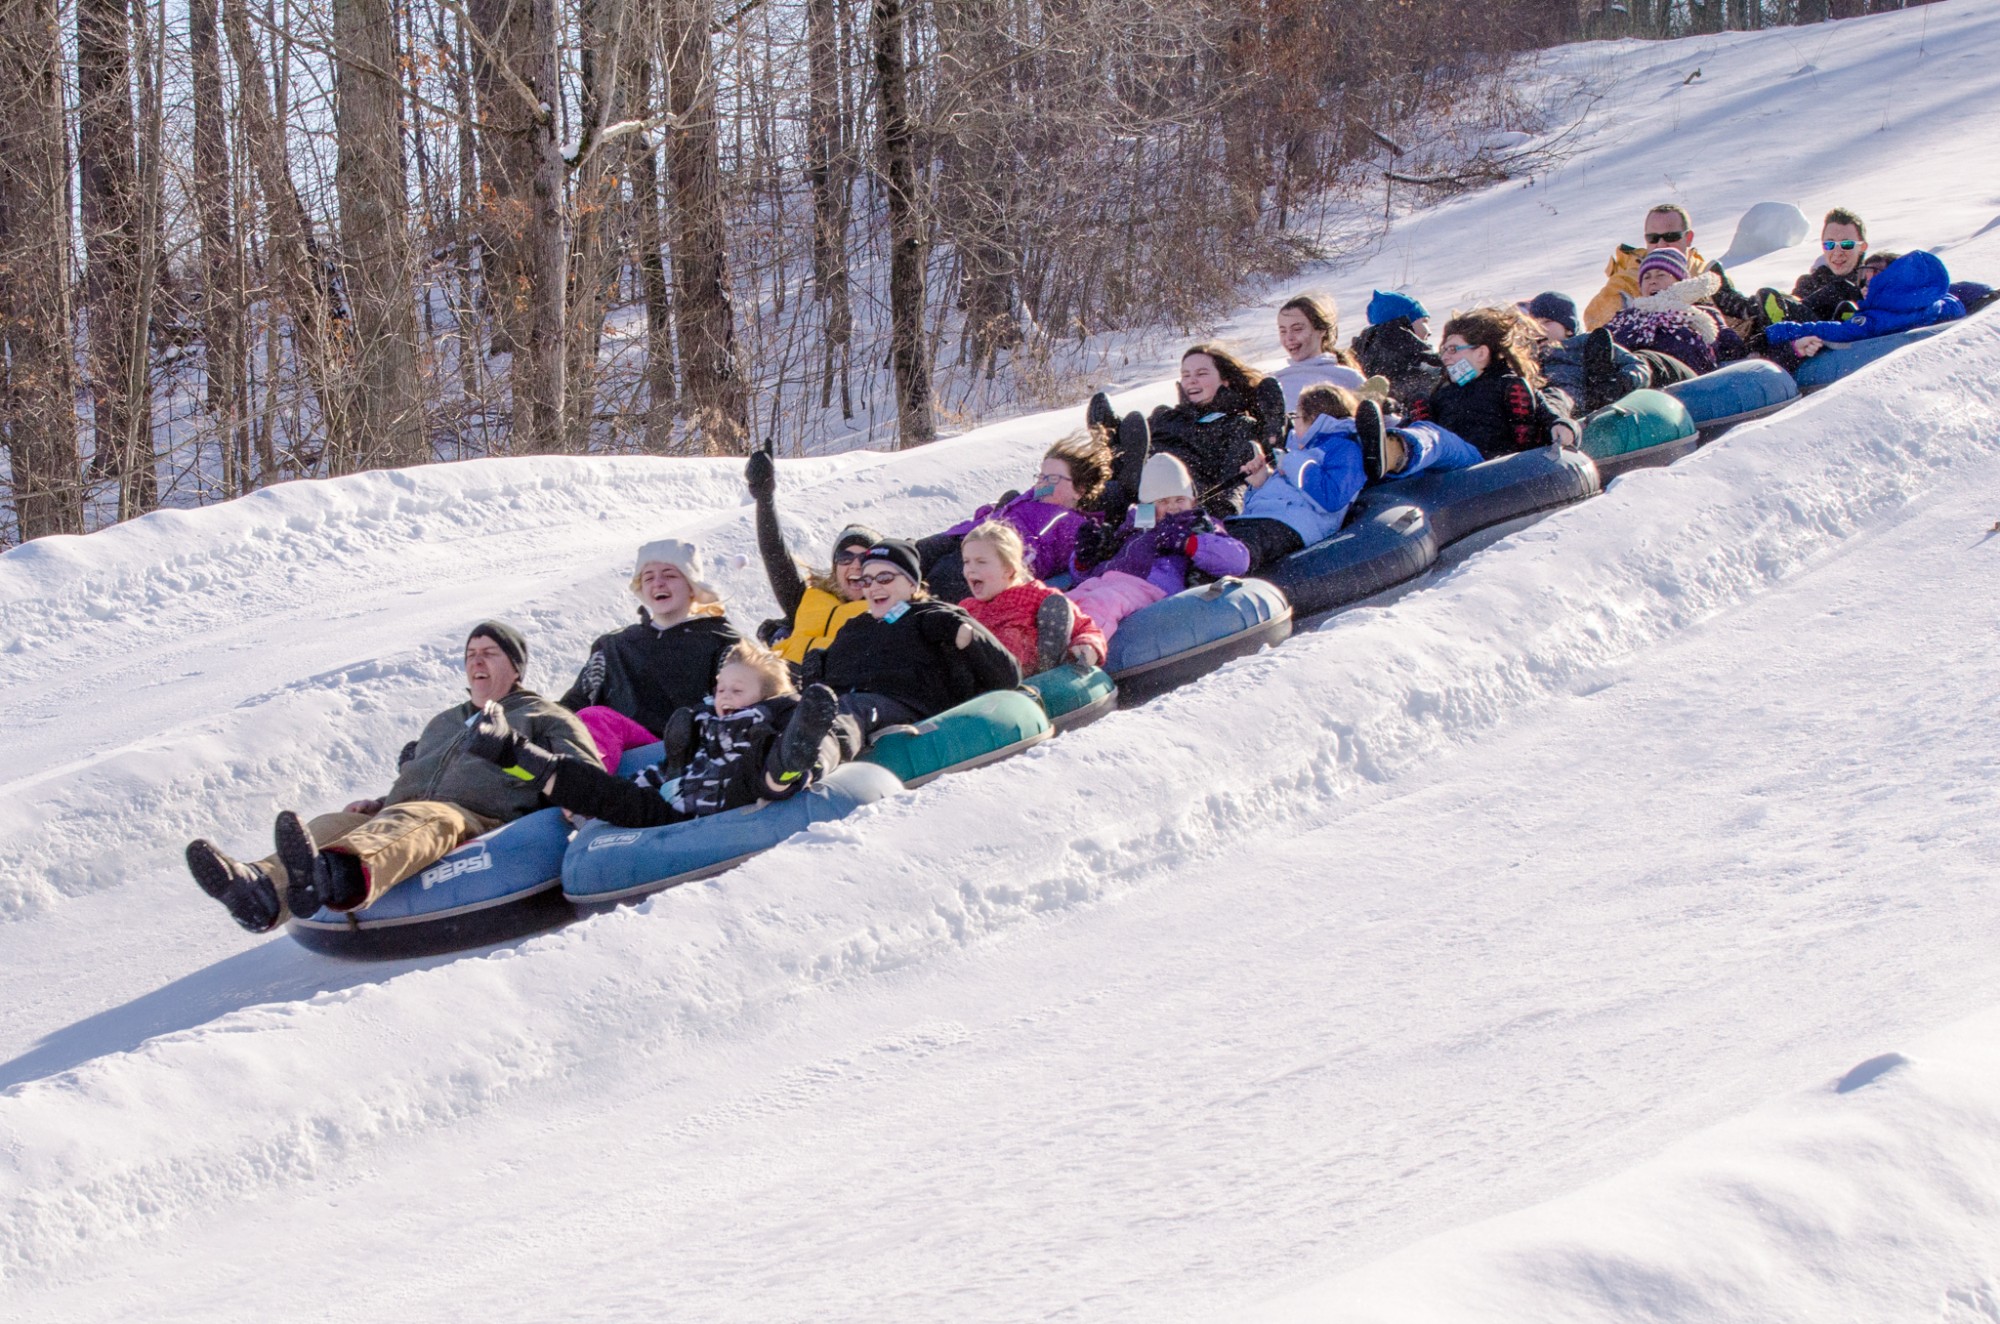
[774, 586, 869, 666]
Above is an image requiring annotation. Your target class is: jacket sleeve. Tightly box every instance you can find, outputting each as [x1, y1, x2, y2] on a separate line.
[956, 612, 1023, 693]
[752, 488, 808, 620]
[528, 702, 606, 771]
[1503, 380, 1546, 451]
[1292, 444, 1366, 519]
[1583, 249, 1637, 331]
[542, 756, 685, 827]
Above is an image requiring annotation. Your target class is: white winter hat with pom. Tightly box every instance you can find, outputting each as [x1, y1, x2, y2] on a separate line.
[1138, 453, 1196, 503]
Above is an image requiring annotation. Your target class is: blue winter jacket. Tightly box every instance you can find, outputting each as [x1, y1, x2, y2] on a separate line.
[1765, 250, 1966, 346]
[1238, 413, 1366, 545]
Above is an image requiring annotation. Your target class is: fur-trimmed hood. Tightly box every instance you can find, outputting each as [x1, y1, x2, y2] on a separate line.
[1619, 271, 1723, 342]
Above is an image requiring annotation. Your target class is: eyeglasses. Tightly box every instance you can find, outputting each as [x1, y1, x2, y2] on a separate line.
[857, 571, 906, 587]
[1438, 341, 1474, 356]
[1823, 239, 1861, 251]
[832, 549, 869, 565]
[1645, 230, 1685, 245]
[1035, 471, 1074, 486]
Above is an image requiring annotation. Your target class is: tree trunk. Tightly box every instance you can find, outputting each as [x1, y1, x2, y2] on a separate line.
[807, 0, 855, 414]
[663, 0, 749, 454]
[562, 0, 631, 453]
[221, 0, 347, 466]
[189, 0, 244, 493]
[333, 0, 427, 470]
[935, 0, 1022, 382]
[76, 0, 154, 511]
[872, 0, 935, 446]
[629, 56, 679, 451]
[0, 0, 83, 541]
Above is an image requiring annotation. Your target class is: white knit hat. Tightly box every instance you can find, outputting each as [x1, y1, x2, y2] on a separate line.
[1137, 452, 1195, 503]
[633, 539, 718, 600]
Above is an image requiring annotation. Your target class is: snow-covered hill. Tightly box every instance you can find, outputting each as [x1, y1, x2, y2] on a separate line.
[5, 4, 2000, 1319]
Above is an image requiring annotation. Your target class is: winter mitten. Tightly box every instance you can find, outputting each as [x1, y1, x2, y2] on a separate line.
[992, 488, 1021, 512]
[659, 705, 697, 775]
[1072, 518, 1113, 569]
[465, 701, 561, 782]
[186, 839, 283, 933]
[396, 739, 419, 768]
[1033, 593, 1076, 675]
[745, 438, 777, 499]
[1086, 390, 1119, 435]
[771, 684, 840, 787]
[755, 616, 790, 647]
[274, 809, 368, 915]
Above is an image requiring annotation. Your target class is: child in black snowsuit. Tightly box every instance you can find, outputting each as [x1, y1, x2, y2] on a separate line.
[466, 642, 843, 828]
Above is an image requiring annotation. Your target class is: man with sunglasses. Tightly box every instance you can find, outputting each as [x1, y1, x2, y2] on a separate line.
[1769, 208, 1870, 324]
[1583, 203, 1711, 332]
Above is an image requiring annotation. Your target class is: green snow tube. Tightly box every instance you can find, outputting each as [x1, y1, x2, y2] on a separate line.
[1021, 662, 1118, 731]
[861, 688, 1052, 788]
[1580, 389, 1698, 482]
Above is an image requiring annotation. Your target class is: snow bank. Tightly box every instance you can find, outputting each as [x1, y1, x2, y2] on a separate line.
[3, 303, 1994, 1284]
[1255, 1008, 2000, 1323]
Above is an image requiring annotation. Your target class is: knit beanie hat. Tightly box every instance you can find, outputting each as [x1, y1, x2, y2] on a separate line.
[831, 524, 883, 558]
[861, 537, 923, 586]
[633, 538, 719, 600]
[1137, 452, 1196, 503]
[466, 620, 528, 676]
[1367, 289, 1430, 326]
[1518, 291, 1580, 337]
[1637, 248, 1690, 285]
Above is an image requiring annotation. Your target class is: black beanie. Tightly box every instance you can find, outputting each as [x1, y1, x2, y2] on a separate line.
[861, 538, 923, 586]
[466, 620, 529, 675]
[832, 524, 883, 557]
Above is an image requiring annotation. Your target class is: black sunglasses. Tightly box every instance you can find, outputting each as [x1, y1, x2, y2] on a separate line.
[1645, 230, 1685, 245]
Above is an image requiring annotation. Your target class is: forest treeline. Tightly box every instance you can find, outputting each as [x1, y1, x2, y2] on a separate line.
[0, 0, 1915, 545]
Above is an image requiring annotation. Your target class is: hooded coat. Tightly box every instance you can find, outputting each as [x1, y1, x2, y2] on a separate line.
[1146, 386, 1267, 518]
[1076, 507, 1252, 595]
[1406, 370, 1572, 460]
[802, 599, 1022, 720]
[1603, 271, 1728, 374]
[1352, 319, 1441, 407]
[388, 689, 601, 823]
[1764, 250, 1967, 347]
[559, 614, 741, 736]
[943, 494, 1096, 582]
[1236, 412, 1367, 547]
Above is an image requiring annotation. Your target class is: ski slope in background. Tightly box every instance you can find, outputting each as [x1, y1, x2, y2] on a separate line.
[5, 5, 2000, 1319]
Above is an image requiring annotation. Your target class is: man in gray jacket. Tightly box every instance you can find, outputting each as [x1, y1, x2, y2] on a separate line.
[186, 621, 601, 934]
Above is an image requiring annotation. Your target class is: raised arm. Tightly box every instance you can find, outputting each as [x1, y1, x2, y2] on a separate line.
[747, 439, 808, 619]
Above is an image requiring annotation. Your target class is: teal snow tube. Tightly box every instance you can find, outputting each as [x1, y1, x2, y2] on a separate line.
[1022, 662, 1118, 731]
[861, 688, 1052, 788]
[1579, 390, 1698, 481]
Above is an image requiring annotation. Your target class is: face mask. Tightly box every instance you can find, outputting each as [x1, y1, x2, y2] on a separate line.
[882, 601, 910, 624]
[1446, 357, 1481, 387]
[1032, 478, 1058, 501]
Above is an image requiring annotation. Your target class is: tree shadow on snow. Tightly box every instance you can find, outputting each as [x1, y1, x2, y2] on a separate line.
[0, 938, 471, 1093]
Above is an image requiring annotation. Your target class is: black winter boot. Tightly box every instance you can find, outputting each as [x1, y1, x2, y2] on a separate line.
[1086, 390, 1119, 435]
[275, 809, 368, 915]
[186, 839, 284, 933]
[1034, 593, 1076, 675]
[1357, 399, 1390, 480]
[772, 684, 840, 790]
[1582, 327, 1620, 412]
[1102, 411, 1150, 524]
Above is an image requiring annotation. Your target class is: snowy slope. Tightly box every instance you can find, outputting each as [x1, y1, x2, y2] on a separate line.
[5, 4, 2000, 1320]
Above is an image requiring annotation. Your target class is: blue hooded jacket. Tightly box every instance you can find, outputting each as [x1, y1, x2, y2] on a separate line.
[1238, 412, 1366, 545]
[1765, 250, 1966, 346]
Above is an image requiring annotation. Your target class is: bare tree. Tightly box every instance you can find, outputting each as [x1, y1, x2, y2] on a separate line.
[872, 0, 934, 446]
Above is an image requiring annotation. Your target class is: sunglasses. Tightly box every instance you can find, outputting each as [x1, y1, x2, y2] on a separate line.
[1644, 230, 1685, 245]
[858, 571, 907, 587]
[1822, 239, 1862, 251]
[832, 549, 869, 565]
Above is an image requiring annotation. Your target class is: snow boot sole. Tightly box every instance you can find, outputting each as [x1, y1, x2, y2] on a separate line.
[774, 683, 841, 787]
[1034, 593, 1077, 675]
[186, 839, 283, 934]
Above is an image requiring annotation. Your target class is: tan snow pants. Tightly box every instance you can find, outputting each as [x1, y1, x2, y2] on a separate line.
[256, 800, 500, 918]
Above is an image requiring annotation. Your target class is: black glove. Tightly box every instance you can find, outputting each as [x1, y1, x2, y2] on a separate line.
[755, 615, 790, 647]
[745, 437, 777, 499]
[991, 488, 1021, 512]
[1073, 519, 1113, 568]
[464, 701, 560, 781]
[659, 705, 697, 775]
[397, 740, 419, 767]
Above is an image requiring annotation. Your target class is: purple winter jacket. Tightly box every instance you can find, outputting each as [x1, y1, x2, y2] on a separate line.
[1078, 508, 1251, 596]
[945, 494, 1095, 582]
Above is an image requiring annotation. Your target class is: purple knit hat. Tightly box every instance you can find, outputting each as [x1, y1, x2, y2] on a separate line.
[1637, 248, 1689, 285]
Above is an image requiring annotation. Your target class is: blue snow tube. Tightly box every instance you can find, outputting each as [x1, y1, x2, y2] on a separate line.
[286, 806, 575, 958]
[561, 762, 905, 909]
[1022, 662, 1118, 731]
[1351, 445, 1600, 548]
[1107, 577, 1293, 703]
[1263, 500, 1436, 620]
[1793, 322, 1957, 391]
[1663, 359, 1798, 435]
